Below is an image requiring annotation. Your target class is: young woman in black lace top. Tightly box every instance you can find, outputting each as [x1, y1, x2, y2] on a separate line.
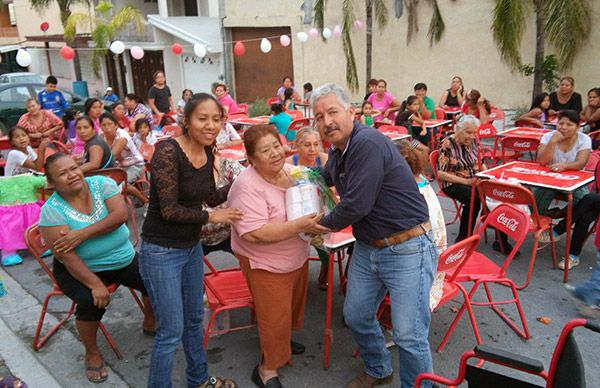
[139, 93, 242, 388]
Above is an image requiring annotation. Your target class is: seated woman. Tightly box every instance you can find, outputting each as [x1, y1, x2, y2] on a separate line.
[76, 116, 116, 173]
[286, 127, 330, 290]
[517, 92, 551, 128]
[461, 89, 490, 124]
[439, 76, 464, 109]
[367, 79, 402, 122]
[214, 83, 238, 114]
[16, 98, 63, 147]
[38, 153, 155, 383]
[124, 94, 152, 133]
[581, 88, 600, 133]
[535, 109, 591, 218]
[110, 101, 131, 134]
[228, 125, 323, 387]
[549, 76, 582, 115]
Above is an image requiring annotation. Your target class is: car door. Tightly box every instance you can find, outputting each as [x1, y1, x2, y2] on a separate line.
[0, 85, 32, 131]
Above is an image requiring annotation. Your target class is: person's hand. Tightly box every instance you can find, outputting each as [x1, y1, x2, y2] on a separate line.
[30, 132, 42, 139]
[208, 208, 243, 224]
[156, 112, 165, 120]
[38, 137, 50, 148]
[217, 142, 226, 150]
[293, 213, 328, 234]
[54, 229, 87, 254]
[477, 96, 485, 107]
[91, 285, 110, 308]
[550, 132, 566, 143]
[420, 127, 427, 136]
[464, 177, 476, 185]
[535, 119, 544, 128]
[549, 163, 567, 173]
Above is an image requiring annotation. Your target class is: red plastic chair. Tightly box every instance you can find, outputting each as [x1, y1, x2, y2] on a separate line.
[236, 103, 249, 114]
[429, 150, 462, 225]
[474, 179, 557, 289]
[496, 136, 540, 165]
[85, 168, 140, 247]
[286, 109, 304, 120]
[285, 118, 310, 144]
[373, 120, 392, 129]
[416, 318, 597, 388]
[162, 124, 183, 138]
[267, 97, 280, 106]
[445, 203, 531, 340]
[203, 256, 255, 348]
[25, 224, 143, 359]
[514, 119, 543, 128]
[377, 124, 408, 135]
[489, 107, 506, 130]
[434, 107, 445, 120]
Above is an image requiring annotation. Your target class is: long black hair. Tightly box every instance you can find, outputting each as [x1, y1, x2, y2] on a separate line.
[182, 93, 225, 135]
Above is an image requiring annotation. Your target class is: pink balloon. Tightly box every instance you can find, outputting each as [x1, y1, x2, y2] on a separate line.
[354, 20, 364, 30]
[333, 25, 342, 37]
[280, 35, 291, 47]
[309, 28, 319, 39]
[130, 46, 144, 60]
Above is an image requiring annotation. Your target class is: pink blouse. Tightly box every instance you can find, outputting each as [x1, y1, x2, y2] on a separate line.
[368, 92, 396, 121]
[219, 94, 239, 114]
[228, 165, 309, 273]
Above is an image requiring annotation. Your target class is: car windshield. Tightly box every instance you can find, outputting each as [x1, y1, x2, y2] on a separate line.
[10, 75, 45, 84]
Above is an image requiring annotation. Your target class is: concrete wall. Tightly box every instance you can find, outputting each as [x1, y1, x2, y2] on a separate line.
[223, 0, 600, 109]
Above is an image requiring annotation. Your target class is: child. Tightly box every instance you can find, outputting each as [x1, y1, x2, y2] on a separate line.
[360, 101, 379, 127]
[61, 107, 80, 144]
[1, 126, 48, 266]
[37, 75, 69, 118]
[283, 87, 295, 110]
[133, 118, 158, 149]
[517, 92, 551, 128]
[303, 83, 313, 101]
[364, 78, 378, 101]
[267, 103, 293, 141]
[395, 95, 428, 145]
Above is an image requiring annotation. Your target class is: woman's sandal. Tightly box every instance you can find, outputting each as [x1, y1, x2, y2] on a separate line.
[203, 376, 237, 388]
[85, 360, 108, 383]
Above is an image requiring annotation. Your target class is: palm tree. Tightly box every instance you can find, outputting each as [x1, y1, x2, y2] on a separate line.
[65, 1, 144, 95]
[314, 0, 447, 92]
[491, 0, 592, 98]
[30, 0, 91, 81]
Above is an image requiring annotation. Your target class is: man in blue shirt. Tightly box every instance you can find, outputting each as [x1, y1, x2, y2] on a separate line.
[103, 87, 119, 103]
[311, 83, 437, 388]
[38, 75, 69, 118]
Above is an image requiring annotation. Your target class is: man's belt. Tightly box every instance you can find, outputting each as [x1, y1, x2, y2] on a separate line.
[371, 221, 432, 248]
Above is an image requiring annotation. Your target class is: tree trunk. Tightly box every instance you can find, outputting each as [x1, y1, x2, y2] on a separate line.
[59, 5, 83, 81]
[114, 54, 125, 98]
[532, 0, 545, 100]
[365, 0, 373, 86]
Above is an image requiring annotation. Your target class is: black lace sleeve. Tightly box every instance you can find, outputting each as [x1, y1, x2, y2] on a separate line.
[151, 141, 209, 224]
[205, 183, 231, 207]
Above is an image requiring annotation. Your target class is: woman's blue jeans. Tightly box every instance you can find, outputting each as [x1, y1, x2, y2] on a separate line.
[343, 233, 438, 388]
[572, 250, 600, 307]
[139, 240, 207, 388]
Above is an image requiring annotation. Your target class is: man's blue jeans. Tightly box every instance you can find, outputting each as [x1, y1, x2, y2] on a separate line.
[139, 240, 208, 388]
[572, 250, 600, 307]
[344, 233, 438, 388]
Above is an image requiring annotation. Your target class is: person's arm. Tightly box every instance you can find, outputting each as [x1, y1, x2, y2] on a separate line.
[536, 134, 559, 166]
[168, 95, 176, 113]
[383, 98, 402, 118]
[147, 88, 161, 115]
[110, 137, 127, 161]
[40, 225, 110, 308]
[360, 115, 366, 125]
[518, 108, 544, 127]
[457, 91, 464, 107]
[22, 140, 48, 171]
[42, 111, 64, 138]
[242, 213, 324, 243]
[420, 97, 434, 119]
[439, 90, 449, 109]
[59, 91, 69, 111]
[79, 145, 105, 173]
[549, 149, 591, 172]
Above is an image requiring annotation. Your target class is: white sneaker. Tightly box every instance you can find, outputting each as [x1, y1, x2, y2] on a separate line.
[539, 229, 561, 244]
[558, 255, 580, 271]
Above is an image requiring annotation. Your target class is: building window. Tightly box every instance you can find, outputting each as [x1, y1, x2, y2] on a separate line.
[8, 4, 17, 26]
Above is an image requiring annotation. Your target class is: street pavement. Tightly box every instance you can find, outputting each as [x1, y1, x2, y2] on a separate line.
[2, 185, 600, 387]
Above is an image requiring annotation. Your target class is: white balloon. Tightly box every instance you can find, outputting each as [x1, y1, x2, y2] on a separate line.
[322, 27, 332, 39]
[193, 43, 207, 58]
[16, 49, 31, 67]
[297, 32, 308, 43]
[260, 38, 272, 53]
[109, 40, 125, 55]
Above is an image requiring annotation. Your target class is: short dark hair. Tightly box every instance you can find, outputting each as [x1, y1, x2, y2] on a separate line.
[44, 152, 70, 180]
[367, 78, 378, 87]
[135, 118, 151, 132]
[75, 116, 95, 129]
[99, 112, 118, 126]
[414, 83, 428, 91]
[125, 94, 142, 104]
[110, 101, 124, 112]
[244, 124, 281, 160]
[45, 75, 58, 85]
[7, 126, 27, 143]
[84, 98, 102, 115]
[557, 109, 580, 125]
[270, 102, 283, 114]
[303, 83, 313, 92]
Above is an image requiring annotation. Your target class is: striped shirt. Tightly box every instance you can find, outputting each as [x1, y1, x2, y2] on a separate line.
[437, 135, 480, 188]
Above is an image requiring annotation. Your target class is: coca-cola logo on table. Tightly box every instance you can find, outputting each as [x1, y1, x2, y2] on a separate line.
[497, 213, 519, 232]
[445, 248, 465, 265]
[506, 167, 579, 180]
[492, 188, 515, 199]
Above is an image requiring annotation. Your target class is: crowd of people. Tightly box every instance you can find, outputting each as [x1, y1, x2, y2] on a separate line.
[2, 70, 600, 388]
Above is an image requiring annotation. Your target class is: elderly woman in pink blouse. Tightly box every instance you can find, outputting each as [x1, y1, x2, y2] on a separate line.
[228, 124, 324, 388]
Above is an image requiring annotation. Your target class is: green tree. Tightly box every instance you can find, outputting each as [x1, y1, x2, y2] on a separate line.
[30, 0, 91, 81]
[65, 1, 144, 95]
[491, 0, 592, 99]
[313, 0, 447, 92]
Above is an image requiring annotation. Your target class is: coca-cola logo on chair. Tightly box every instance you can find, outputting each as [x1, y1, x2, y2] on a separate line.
[497, 213, 519, 232]
[492, 188, 515, 199]
[445, 248, 465, 265]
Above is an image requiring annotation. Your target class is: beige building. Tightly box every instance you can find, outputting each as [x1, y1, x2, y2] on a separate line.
[223, 0, 600, 109]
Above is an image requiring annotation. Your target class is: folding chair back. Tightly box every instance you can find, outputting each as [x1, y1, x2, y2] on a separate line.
[25, 223, 57, 284]
[434, 107, 445, 120]
[267, 97, 280, 106]
[378, 124, 408, 135]
[286, 109, 304, 120]
[138, 143, 155, 162]
[438, 235, 480, 282]
[429, 150, 462, 225]
[162, 124, 182, 138]
[286, 118, 310, 144]
[498, 136, 540, 164]
[490, 107, 506, 130]
[236, 103, 249, 114]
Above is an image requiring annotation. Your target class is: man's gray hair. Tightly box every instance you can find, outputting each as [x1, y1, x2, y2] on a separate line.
[310, 83, 352, 109]
[455, 114, 481, 131]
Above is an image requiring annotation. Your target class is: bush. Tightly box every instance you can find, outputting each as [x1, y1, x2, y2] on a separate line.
[248, 98, 270, 117]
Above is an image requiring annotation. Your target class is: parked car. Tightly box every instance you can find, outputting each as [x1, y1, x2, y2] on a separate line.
[0, 72, 45, 84]
[0, 83, 86, 134]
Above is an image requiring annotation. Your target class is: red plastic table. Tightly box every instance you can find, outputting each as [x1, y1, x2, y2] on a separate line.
[497, 127, 551, 141]
[228, 116, 269, 127]
[377, 128, 411, 142]
[423, 119, 452, 129]
[218, 144, 247, 163]
[476, 161, 595, 283]
[319, 226, 355, 369]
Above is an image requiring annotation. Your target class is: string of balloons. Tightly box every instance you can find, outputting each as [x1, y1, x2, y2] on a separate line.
[14, 21, 365, 67]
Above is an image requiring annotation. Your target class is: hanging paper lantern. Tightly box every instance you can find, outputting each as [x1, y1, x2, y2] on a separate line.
[279, 35, 291, 47]
[193, 43, 207, 58]
[233, 41, 246, 56]
[260, 38, 272, 53]
[16, 49, 31, 67]
[130, 46, 144, 60]
[109, 41, 125, 55]
[309, 28, 319, 39]
[296, 32, 308, 43]
[171, 43, 183, 55]
[333, 25, 342, 37]
[40, 22, 49, 32]
[322, 27, 332, 40]
[59, 46, 75, 60]
[354, 20, 364, 30]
